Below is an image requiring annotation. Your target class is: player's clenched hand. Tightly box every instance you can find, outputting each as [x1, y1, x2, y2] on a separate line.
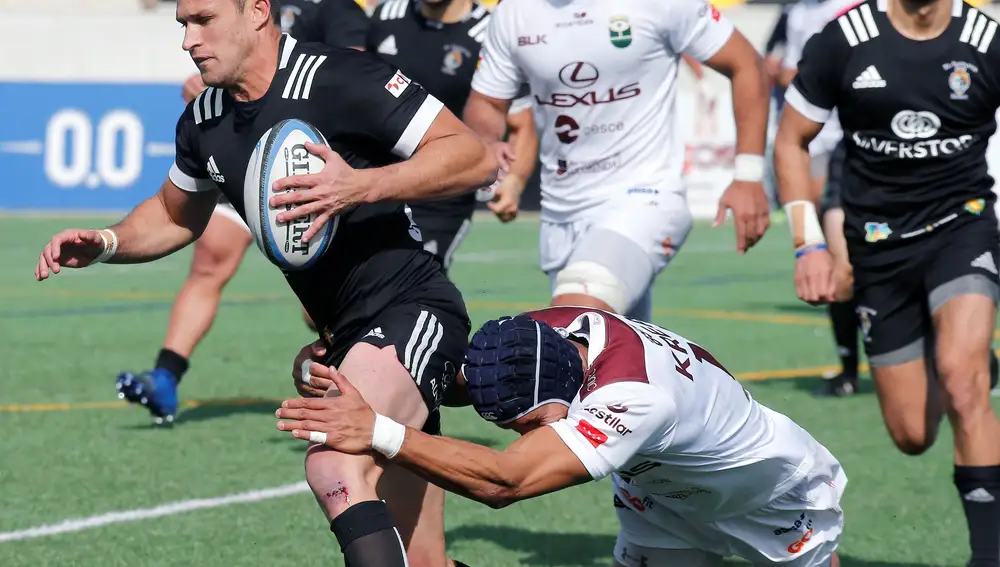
[276, 367, 377, 455]
[292, 339, 333, 398]
[34, 229, 105, 281]
[488, 173, 525, 223]
[489, 140, 515, 173]
[181, 73, 206, 104]
[715, 180, 771, 255]
[794, 248, 837, 305]
[268, 142, 366, 243]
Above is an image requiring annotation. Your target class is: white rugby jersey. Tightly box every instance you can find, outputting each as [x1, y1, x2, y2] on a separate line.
[472, 0, 734, 223]
[783, 0, 860, 155]
[526, 307, 828, 521]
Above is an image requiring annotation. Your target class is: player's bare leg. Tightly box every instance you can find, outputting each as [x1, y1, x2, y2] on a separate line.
[377, 463, 454, 567]
[162, 211, 251, 359]
[303, 343, 439, 567]
[115, 209, 251, 424]
[934, 293, 1000, 567]
[871, 355, 944, 456]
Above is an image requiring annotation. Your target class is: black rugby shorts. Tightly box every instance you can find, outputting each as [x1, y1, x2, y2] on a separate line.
[848, 214, 1000, 368]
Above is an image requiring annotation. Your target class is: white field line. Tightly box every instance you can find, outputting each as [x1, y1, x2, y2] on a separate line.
[0, 481, 309, 543]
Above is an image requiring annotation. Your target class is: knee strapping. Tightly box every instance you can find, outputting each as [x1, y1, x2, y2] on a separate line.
[553, 261, 630, 313]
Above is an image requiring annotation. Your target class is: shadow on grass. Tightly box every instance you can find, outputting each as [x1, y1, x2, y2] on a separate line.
[447, 525, 939, 567]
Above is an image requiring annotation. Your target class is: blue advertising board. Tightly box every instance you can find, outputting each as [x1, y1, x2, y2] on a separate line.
[0, 82, 184, 211]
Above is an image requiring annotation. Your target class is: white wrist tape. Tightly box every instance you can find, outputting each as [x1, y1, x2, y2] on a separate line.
[733, 154, 766, 182]
[783, 200, 826, 249]
[371, 413, 406, 459]
[94, 229, 118, 263]
[300, 359, 313, 386]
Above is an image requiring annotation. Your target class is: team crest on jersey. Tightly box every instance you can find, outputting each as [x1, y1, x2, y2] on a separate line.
[944, 61, 977, 100]
[609, 16, 632, 48]
[965, 198, 986, 215]
[441, 44, 471, 76]
[864, 221, 891, 243]
[280, 6, 300, 33]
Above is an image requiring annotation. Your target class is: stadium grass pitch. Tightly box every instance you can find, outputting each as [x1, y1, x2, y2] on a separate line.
[0, 215, 990, 566]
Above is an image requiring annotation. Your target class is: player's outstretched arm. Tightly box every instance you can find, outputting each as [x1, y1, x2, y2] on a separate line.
[35, 178, 218, 280]
[275, 366, 593, 508]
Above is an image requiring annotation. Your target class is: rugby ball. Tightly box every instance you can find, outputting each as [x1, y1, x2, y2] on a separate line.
[244, 118, 339, 271]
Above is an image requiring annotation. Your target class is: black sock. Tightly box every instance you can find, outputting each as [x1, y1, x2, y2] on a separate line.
[990, 351, 998, 390]
[454, 562, 472, 567]
[155, 349, 189, 383]
[828, 300, 859, 377]
[955, 465, 1000, 566]
[330, 500, 408, 567]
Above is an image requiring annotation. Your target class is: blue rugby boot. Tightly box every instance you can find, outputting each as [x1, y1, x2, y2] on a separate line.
[115, 368, 178, 425]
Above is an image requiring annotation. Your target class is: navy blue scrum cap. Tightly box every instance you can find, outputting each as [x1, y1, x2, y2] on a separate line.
[463, 315, 585, 424]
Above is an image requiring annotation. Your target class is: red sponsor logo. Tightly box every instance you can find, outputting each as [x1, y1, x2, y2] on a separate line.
[384, 70, 411, 98]
[710, 4, 721, 21]
[576, 419, 608, 448]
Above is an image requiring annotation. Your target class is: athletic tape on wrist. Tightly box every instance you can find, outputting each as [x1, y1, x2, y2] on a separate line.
[371, 414, 406, 459]
[783, 200, 826, 251]
[733, 154, 766, 183]
[300, 359, 313, 386]
[94, 229, 118, 263]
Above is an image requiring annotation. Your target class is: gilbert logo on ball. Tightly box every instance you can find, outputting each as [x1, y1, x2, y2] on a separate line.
[244, 118, 338, 271]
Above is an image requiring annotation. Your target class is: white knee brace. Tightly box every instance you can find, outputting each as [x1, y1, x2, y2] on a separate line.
[553, 261, 630, 314]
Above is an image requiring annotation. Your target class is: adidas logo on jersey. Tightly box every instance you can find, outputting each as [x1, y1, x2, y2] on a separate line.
[207, 156, 225, 183]
[365, 327, 385, 339]
[852, 66, 886, 89]
[378, 35, 398, 56]
[971, 251, 998, 275]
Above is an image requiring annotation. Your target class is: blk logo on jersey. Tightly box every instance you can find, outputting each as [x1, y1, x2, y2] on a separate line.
[583, 406, 634, 436]
[518, 35, 547, 47]
[576, 419, 608, 448]
[384, 70, 411, 98]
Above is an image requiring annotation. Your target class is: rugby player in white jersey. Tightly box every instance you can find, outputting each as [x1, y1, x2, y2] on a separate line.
[276, 306, 846, 567]
[463, 0, 771, 321]
[779, 0, 863, 397]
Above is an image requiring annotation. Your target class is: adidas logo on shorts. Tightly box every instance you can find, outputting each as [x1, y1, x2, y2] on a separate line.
[971, 251, 998, 275]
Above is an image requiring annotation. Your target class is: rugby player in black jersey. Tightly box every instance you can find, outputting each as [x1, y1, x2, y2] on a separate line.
[112, 0, 371, 427]
[34, 1, 497, 566]
[776, 0, 1000, 563]
[367, 0, 537, 271]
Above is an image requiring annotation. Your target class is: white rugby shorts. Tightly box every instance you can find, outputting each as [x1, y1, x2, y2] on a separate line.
[611, 452, 846, 567]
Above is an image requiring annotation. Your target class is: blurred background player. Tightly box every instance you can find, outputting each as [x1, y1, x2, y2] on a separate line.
[366, 0, 538, 270]
[463, 0, 772, 323]
[776, 0, 1000, 563]
[114, 0, 371, 423]
[779, 0, 863, 397]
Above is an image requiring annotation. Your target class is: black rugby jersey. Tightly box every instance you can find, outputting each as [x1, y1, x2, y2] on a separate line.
[788, 0, 1000, 244]
[169, 35, 463, 341]
[366, 0, 493, 217]
[282, 0, 370, 48]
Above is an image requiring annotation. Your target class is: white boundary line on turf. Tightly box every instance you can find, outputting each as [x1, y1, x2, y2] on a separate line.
[0, 481, 309, 543]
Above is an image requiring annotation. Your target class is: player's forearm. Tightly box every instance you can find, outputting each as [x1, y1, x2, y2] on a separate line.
[366, 132, 498, 203]
[463, 93, 509, 143]
[729, 59, 770, 156]
[105, 193, 205, 264]
[506, 111, 538, 185]
[394, 428, 526, 509]
[774, 117, 825, 250]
